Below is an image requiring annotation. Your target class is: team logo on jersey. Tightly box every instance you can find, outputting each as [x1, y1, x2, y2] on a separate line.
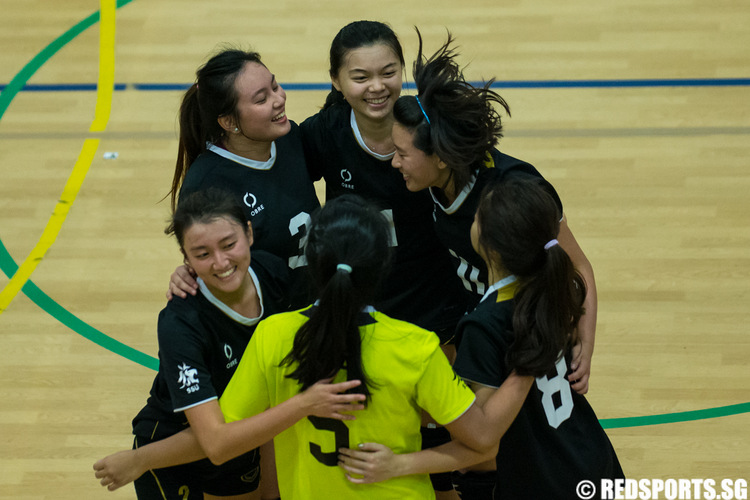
[340, 169, 354, 190]
[243, 192, 265, 216]
[224, 343, 238, 369]
[177, 363, 200, 394]
[240, 465, 260, 483]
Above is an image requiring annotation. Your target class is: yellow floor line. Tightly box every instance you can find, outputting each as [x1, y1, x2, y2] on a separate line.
[0, 0, 115, 314]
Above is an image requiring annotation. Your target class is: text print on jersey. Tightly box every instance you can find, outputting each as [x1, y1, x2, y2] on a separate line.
[243, 192, 265, 217]
[177, 362, 200, 394]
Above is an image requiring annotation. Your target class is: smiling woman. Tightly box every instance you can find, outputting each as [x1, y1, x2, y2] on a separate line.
[167, 48, 321, 309]
[127, 188, 290, 498]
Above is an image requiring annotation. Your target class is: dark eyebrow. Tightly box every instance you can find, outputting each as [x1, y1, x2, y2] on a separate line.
[187, 234, 236, 253]
[349, 62, 399, 75]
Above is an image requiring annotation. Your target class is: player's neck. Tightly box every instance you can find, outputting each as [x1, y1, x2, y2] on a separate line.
[214, 275, 261, 319]
[223, 135, 272, 162]
[486, 262, 511, 286]
[435, 172, 458, 205]
[355, 113, 395, 155]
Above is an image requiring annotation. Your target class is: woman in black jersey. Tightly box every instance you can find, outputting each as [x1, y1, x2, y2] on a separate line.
[300, 21, 467, 348]
[167, 48, 320, 309]
[93, 189, 364, 499]
[339, 177, 624, 499]
[390, 30, 597, 397]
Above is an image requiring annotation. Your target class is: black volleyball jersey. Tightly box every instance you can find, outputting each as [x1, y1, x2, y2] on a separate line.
[429, 150, 562, 310]
[300, 104, 467, 334]
[132, 251, 289, 441]
[179, 121, 320, 308]
[454, 279, 624, 499]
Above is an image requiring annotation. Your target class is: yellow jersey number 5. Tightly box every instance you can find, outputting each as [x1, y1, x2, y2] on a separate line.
[308, 416, 350, 466]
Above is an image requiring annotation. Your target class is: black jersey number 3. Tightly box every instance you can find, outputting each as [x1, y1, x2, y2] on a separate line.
[308, 416, 350, 466]
[288, 212, 311, 269]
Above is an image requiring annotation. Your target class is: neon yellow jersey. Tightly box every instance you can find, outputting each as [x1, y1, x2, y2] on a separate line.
[220, 307, 476, 499]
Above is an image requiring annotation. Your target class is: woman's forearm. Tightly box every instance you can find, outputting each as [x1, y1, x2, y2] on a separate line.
[399, 440, 497, 475]
[191, 395, 308, 465]
[135, 429, 207, 470]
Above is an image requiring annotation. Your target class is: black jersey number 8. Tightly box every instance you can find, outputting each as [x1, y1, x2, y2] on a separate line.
[536, 356, 574, 429]
[288, 212, 311, 269]
[308, 416, 350, 466]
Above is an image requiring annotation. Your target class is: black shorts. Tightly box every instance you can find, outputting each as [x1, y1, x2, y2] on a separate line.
[132, 435, 260, 499]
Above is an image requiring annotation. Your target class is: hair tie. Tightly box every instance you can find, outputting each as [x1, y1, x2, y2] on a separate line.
[336, 263, 353, 274]
[544, 239, 559, 250]
[415, 96, 431, 125]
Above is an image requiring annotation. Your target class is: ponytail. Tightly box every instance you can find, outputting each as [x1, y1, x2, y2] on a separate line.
[476, 177, 585, 378]
[509, 242, 585, 376]
[322, 84, 347, 110]
[170, 84, 203, 212]
[281, 195, 392, 402]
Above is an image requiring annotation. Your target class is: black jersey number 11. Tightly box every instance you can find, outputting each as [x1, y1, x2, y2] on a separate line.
[307, 416, 350, 466]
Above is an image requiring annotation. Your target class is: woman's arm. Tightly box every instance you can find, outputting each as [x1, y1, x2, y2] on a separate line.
[94, 379, 365, 490]
[93, 429, 205, 491]
[338, 374, 533, 483]
[445, 373, 533, 452]
[339, 439, 497, 484]
[189, 378, 365, 465]
[557, 216, 597, 394]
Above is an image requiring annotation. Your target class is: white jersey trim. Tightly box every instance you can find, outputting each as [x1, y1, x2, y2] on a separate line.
[429, 171, 478, 214]
[349, 110, 395, 161]
[441, 394, 478, 424]
[480, 275, 518, 303]
[459, 376, 501, 390]
[197, 266, 265, 325]
[173, 396, 218, 413]
[207, 142, 277, 170]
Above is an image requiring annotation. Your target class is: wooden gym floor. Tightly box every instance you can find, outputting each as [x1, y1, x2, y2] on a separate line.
[0, 1, 748, 498]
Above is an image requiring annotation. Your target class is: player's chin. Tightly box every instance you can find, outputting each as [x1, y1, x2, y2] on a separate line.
[403, 178, 424, 193]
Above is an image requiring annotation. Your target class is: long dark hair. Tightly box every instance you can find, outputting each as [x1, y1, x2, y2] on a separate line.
[393, 29, 509, 195]
[475, 177, 585, 377]
[281, 195, 392, 402]
[169, 48, 265, 211]
[323, 20, 405, 110]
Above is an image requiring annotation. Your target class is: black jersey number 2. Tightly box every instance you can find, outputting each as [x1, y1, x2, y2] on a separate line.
[308, 416, 350, 466]
[288, 212, 311, 269]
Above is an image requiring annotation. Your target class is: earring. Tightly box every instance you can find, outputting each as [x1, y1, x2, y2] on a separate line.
[234, 127, 239, 132]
